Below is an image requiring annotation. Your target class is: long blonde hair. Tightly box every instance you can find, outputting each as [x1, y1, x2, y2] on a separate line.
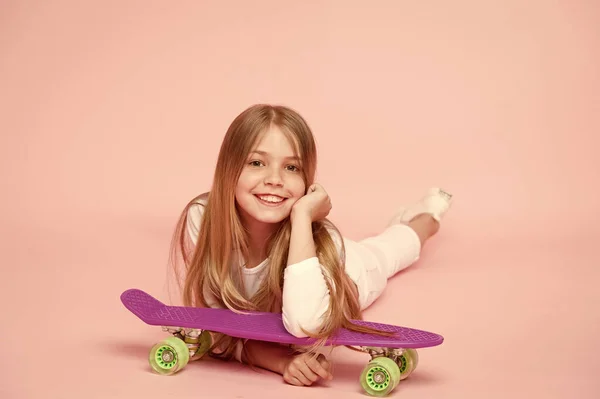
[170, 104, 389, 361]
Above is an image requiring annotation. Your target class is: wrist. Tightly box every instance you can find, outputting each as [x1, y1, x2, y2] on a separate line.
[290, 208, 311, 224]
[244, 340, 293, 376]
[277, 353, 292, 375]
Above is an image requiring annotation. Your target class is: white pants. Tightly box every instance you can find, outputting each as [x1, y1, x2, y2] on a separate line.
[343, 224, 422, 310]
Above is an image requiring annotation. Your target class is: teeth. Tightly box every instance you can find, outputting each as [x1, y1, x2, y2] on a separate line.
[257, 195, 284, 203]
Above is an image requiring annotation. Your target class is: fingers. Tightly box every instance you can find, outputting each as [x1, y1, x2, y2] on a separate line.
[283, 370, 304, 387]
[308, 183, 330, 204]
[285, 376, 304, 386]
[283, 353, 333, 386]
[309, 183, 325, 193]
[308, 353, 333, 380]
[284, 365, 312, 386]
[285, 358, 317, 386]
[297, 360, 320, 384]
[293, 366, 314, 386]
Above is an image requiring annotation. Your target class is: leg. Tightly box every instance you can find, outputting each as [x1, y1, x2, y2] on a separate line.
[346, 223, 423, 310]
[372, 187, 453, 276]
[344, 188, 453, 310]
[389, 187, 452, 246]
[406, 213, 440, 247]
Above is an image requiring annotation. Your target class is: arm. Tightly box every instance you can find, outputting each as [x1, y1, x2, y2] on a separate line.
[287, 210, 317, 265]
[281, 209, 333, 337]
[240, 340, 291, 374]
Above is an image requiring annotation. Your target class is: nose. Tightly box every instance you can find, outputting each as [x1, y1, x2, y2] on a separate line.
[263, 166, 283, 186]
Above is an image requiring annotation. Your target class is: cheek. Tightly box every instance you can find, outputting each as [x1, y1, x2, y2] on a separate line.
[236, 172, 254, 191]
[234, 180, 250, 203]
[291, 178, 306, 198]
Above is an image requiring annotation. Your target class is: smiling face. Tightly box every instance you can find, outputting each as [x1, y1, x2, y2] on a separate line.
[235, 125, 306, 229]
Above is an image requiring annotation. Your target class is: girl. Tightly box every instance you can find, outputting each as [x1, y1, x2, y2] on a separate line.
[169, 104, 452, 387]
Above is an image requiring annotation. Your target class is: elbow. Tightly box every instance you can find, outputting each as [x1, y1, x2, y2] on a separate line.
[282, 312, 323, 338]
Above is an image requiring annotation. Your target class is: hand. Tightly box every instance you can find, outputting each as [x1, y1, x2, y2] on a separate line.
[291, 183, 332, 222]
[282, 352, 333, 386]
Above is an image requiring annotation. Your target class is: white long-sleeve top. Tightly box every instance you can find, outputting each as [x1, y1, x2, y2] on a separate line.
[185, 198, 334, 338]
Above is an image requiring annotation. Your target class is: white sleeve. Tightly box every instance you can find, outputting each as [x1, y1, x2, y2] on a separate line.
[186, 202, 205, 246]
[282, 257, 330, 337]
[281, 228, 344, 338]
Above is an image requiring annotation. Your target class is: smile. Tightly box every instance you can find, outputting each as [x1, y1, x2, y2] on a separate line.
[254, 194, 287, 207]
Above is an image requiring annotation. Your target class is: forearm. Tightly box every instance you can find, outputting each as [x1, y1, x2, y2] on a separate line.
[287, 211, 316, 266]
[281, 211, 331, 337]
[241, 339, 292, 375]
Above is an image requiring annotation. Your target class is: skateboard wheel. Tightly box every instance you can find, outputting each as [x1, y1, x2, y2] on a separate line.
[148, 336, 190, 375]
[397, 348, 419, 380]
[360, 356, 401, 397]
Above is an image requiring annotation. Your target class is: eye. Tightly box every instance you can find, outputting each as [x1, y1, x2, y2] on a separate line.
[287, 165, 300, 172]
[249, 160, 263, 167]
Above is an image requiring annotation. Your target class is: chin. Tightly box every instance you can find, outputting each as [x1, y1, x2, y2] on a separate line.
[257, 216, 287, 225]
[252, 210, 291, 224]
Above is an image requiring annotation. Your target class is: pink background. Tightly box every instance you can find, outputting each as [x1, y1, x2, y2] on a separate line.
[1, 1, 599, 398]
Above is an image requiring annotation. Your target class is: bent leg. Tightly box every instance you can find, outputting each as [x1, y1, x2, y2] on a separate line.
[344, 188, 453, 310]
[343, 223, 422, 310]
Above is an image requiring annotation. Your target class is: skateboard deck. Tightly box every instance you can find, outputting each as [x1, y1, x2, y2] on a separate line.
[121, 288, 443, 348]
[121, 288, 444, 396]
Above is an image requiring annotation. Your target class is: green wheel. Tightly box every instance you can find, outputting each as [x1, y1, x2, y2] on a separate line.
[406, 348, 419, 370]
[148, 336, 190, 375]
[396, 348, 419, 380]
[360, 356, 401, 397]
[190, 330, 213, 361]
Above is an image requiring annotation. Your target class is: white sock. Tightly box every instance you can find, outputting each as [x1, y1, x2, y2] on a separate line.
[388, 187, 453, 225]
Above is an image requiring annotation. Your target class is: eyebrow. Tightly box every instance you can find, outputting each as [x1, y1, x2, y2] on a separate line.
[250, 150, 300, 161]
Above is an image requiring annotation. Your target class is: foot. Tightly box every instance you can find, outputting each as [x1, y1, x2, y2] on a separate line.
[388, 187, 453, 226]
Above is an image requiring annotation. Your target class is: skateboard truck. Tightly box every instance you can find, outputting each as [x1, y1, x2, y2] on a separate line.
[362, 346, 406, 359]
[161, 326, 212, 360]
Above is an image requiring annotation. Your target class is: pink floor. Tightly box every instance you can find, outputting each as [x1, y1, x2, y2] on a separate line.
[4, 211, 599, 398]
[2, 1, 599, 398]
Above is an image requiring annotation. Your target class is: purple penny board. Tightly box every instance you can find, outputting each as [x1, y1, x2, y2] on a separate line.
[121, 288, 443, 349]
